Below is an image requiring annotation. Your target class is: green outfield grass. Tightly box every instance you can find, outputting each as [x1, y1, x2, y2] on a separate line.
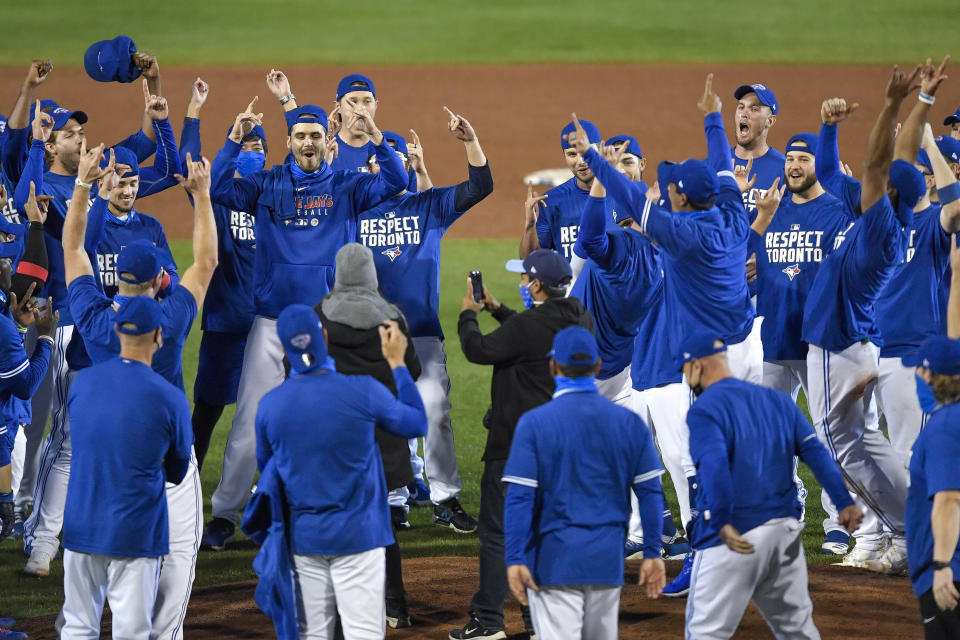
[3, 0, 956, 66]
[0, 237, 835, 619]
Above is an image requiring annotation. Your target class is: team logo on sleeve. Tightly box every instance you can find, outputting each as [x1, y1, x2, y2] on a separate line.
[381, 246, 403, 261]
[782, 264, 801, 281]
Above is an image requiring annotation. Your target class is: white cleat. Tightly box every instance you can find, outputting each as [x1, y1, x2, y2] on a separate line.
[24, 550, 52, 577]
[862, 545, 908, 576]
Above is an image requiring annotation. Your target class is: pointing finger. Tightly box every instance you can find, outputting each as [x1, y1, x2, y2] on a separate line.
[245, 96, 259, 113]
[142, 78, 150, 102]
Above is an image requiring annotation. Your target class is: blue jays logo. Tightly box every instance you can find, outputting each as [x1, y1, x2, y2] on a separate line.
[381, 246, 402, 261]
[290, 333, 312, 349]
[782, 264, 801, 281]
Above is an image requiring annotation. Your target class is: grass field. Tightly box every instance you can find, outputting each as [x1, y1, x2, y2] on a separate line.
[2, 0, 956, 66]
[0, 237, 832, 619]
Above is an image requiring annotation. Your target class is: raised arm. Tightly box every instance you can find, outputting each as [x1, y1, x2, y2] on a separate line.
[371, 321, 428, 438]
[894, 57, 949, 164]
[174, 154, 218, 307]
[64, 143, 114, 286]
[13, 104, 52, 213]
[407, 129, 433, 191]
[443, 108, 494, 211]
[136, 83, 183, 198]
[352, 107, 408, 210]
[210, 98, 264, 211]
[519, 185, 546, 259]
[817, 98, 863, 215]
[3, 61, 53, 184]
[918, 125, 960, 233]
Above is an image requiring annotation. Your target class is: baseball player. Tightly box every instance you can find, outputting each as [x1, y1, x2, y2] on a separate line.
[904, 336, 960, 638]
[731, 83, 785, 221]
[60, 296, 192, 640]
[803, 60, 946, 573]
[178, 78, 262, 469]
[945, 107, 960, 140]
[203, 97, 408, 549]
[254, 305, 427, 638]
[520, 119, 601, 261]
[357, 109, 493, 533]
[678, 333, 862, 639]
[503, 327, 666, 640]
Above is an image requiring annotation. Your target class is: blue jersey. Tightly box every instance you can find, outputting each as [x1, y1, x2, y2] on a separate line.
[0, 299, 47, 426]
[802, 196, 908, 352]
[731, 146, 785, 220]
[330, 133, 375, 174]
[876, 205, 951, 357]
[210, 137, 408, 319]
[537, 177, 590, 261]
[908, 404, 960, 596]
[687, 378, 852, 550]
[255, 366, 427, 556]
[755, 191, 853, 361]
[67, 275, 197, 389]
[95, 210, 177, 299]
[502, 388, 663, 586]
[63, 357, 192, 558]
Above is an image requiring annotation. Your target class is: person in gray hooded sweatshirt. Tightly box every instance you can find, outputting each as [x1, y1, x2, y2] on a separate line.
[315, 242, 422, 629]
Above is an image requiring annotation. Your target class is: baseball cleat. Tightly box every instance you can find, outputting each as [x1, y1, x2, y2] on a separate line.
[624, 538, 645, 560]
[386, 597, 412, 628]
[433, 498, 478, 534]
[0, 628, 28, 640]
[23, 550, 52, 577]
[200, 517, 236, 551]
[662, 537, 692, 560]
[448, 613, 506, 640]
[407, 478, 432, 507]
[662, 552, 694, 598]
[862, 544, 908, 576]
[820, 530, 850, 555]
[839, 541, 887, 568]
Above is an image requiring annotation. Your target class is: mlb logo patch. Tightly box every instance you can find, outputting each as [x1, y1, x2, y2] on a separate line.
[382, 246, 402, 261]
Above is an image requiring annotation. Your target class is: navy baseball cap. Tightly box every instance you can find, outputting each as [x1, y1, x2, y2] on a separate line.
[114, 296, 162, 336]
[675, 333, 727, 371]
[225, 124, 268, 153]
[505, 249, 572, 287]
[285, 105, 328, 134]
[903, 336, 960, 375]
[561, 119, 601, 150]
[336, 73, 376, 101]
[734, 83, 778, 116]
[786, 133, 818, 156]
[549, 326, 599, 367]
[607, 134, 643, 159]
[381, 131, 409, 157]
[117, 240, 162, 284]
[101, 145, 139, 178]
[944, 108, 960, 126]
[84, 35, 141, 84]
[277, 303, 329, 374]
[658, 159, 718, 205]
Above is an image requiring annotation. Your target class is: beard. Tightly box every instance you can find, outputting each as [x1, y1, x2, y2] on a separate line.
[787, 173, 817, 194]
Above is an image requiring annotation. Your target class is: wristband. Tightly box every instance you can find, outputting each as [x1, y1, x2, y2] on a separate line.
[919, 92, 936, 105]
[37, 334, 54, 346]
[933, 560, 952, 571]
[279, 93, 295, 105]
[75, 178, 93, 190]
[938, 181, 960, 206]
[15, 322, 27, 333]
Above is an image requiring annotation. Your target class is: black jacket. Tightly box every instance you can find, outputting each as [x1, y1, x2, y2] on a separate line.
[458, 296, 594, 461]
[316, 306, 421, 491]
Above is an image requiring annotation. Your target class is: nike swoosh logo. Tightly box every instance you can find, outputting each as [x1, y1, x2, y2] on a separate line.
[296, 186, 307, 192]
[924, 616, 937, 624]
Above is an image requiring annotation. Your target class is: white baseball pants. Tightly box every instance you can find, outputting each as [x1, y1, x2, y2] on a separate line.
[875, 355, 927, 468]
[211, 316, 284, 524]
[61, 550, 161, 640]
[806, 342, 908, 536]
[23, 324, 74, 558]
[153, 450, 202, 640]
[596, 365, 633, 408]
[686, 517, 820, 639]
[527, 584, 621, 640]
[726, 317, 764, 384]
[12, 323, 53, 517]
[294, 547, 386, 640]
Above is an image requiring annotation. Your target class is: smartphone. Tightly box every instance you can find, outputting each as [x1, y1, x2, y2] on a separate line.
[469, 271, 484, 303]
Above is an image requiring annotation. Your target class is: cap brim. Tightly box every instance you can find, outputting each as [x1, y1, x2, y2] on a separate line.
[944, 116, 960, 126]
[505, 259, 526, 274]
[733, 85, 754, 100]
[70, 111, 88, 125]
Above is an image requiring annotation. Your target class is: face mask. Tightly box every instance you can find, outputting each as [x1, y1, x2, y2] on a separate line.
[236, 151, 266, 177]
[519, 283, 535, 309]
[915, 373, 938, 414]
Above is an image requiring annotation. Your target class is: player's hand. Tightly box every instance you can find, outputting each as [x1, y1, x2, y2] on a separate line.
[840, 161, 854, 177]
[837, 504, 864, 534]
[921, 122, 938, 152]
[24, 181, 51, 224]
[327, 103, 342, 142]
[480, 285, 501, 312]
[188, 77, 209, 113]
[920, 55, 950, 97]
[324, 137, 339, 166]
[444, 106, 477, 142]
[143, 79, 169, 121]
[8, 282, 39, 328]
[77, 141, 112, 186]
[348, 104, 381, 142]
[524, 185, 547, 229]
[697, 73, 722, 115]
[31, 100, 54, 143]
[230, 97, 263, 143]
[33, 296, 59, 338]
[568, 113, 592, 156]
[378, 319, 408, 368]
[745, 252, 757, 284]
[885, 64, 923, 104]
[507, 564, 538, 606]
[734, 158, 757, 194]
[133, 52, 160, 79]
[174, 152, 212, 196]
[639, 558, 666, 598]
[461, 277, 485, 313]
[934, 566, 960, 611]
[0, 501, 13, 542]
[646, 181, 661, 203]
[408, 129, 427, 174]
[719, 524, 755, 554]
[756, 176, 784, 219]
[266, 68, 292, 99]
[24, 59, 53, 88]
[821, 98, 859, 125]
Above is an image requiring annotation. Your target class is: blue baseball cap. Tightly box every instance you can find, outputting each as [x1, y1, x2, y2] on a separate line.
[944, 108, 960, 126]
[607, 134, 643, 159]
[505, 249, 572, 287]
[32, 100, 87, 131]
[114, 296, 162, 336]
[84, 35, 141, 84]
[734, 83, 778, 116]
[918, 136, 960, 173]
[675, 333, 727, 371]
[277, 303, 329, 374]
[549, 326, 599, 367]
[561, 119, 601, 150]
[889, 159, 926, 209]
[285, 104, 328, 134]
[657, 159, 718, 206]
[381, 131, 409, 156]
[117, 240, 162, 284]
[225, 123, 268, 153]
[785, 133, 819, 156]
[101, 145, 139, 178]
[903, 336, 960, 375]
[336, 73, 376, 101]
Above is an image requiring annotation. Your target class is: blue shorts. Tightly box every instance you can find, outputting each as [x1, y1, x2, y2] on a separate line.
[0, 423, 17, 467]
[193, 330, 247, 406]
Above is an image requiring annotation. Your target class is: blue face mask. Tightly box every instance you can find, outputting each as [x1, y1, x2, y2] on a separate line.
[236, 151, 266, 177]
[519, 283, 535, 309]
[915, 373, 938, 414]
